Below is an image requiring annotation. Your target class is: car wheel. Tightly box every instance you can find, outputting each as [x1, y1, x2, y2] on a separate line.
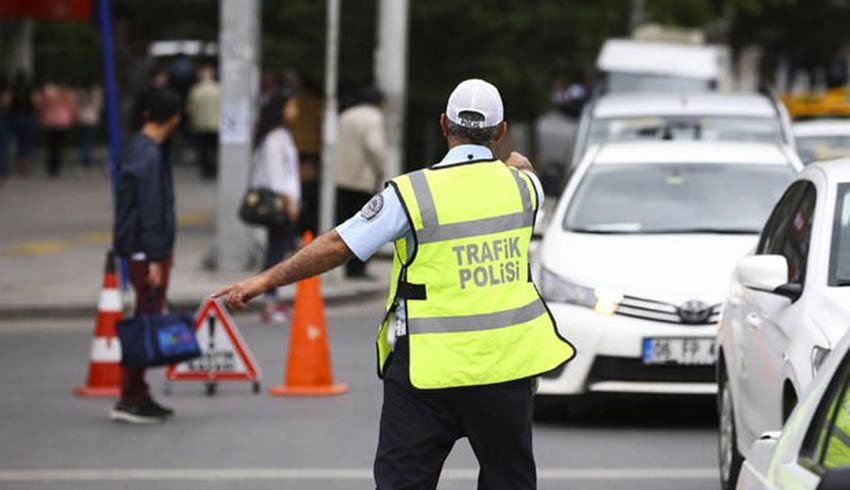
[719, 371, 744, 490]
[533, 395, 566, 421]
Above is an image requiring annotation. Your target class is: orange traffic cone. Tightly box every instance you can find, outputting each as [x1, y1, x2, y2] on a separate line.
[270, 232, 348, 396]
[74, 251, 123, 398]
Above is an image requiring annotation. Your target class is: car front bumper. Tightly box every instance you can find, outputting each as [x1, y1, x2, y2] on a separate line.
[538, 302, 718, 396]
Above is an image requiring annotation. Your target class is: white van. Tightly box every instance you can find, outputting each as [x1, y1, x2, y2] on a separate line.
[597, 39, 731, 93]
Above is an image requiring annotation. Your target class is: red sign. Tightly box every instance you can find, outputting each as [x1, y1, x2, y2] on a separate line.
[0, 0, 92, 21]
[166, 299, 261, 383]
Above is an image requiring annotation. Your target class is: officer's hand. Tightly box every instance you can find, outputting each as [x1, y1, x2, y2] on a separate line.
[505, 151, 535, 174]
[212, 275, 269, 311]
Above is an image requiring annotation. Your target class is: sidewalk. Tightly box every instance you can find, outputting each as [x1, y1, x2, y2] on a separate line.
[0, 162, 389, 319]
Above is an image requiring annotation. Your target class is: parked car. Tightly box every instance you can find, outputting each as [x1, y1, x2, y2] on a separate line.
[735, 329, 850, 490]
[533, 140, 802, 415]
[596, 38, 730, 94]
[793, 120, 850, 164]
[571, 92, 795, 168]
[717, 160, 850, 490]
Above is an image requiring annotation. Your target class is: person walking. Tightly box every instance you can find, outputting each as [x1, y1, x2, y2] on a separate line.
[76, 80, 102, 168]
[250, 87, 301, 324]
[37, 80, 78, 178]
[186, 65, 220, 180]
[112, 90, 182, 423]
[334, 86, 387, 279]
[215, 79, 575, 489]
[9, 71, 37, 176]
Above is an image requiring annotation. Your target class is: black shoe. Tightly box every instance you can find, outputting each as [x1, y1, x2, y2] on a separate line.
[144, 398, 175, 418]
[110, 401, 166, 424]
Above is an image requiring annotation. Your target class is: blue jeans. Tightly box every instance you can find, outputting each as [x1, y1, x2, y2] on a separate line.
[79, 124, 96, 166]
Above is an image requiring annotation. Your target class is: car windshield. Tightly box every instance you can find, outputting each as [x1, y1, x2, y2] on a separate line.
[563, 163, 794, 234]
[831, 184, 850, 286]
[589, 116, 783, 146]
[605, 72, 712, 93]
[795, 135, 850, 164]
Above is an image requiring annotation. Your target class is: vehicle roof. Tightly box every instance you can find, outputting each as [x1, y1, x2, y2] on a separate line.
[590, 141, 792, 166]
[592, 92, 776, 119]
[792, 119, 850, 137]
[596, 39, 722, 79]
[804, 159, 850, 181]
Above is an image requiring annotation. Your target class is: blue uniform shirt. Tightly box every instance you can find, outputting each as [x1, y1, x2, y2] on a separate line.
[335, 145, 544, 344]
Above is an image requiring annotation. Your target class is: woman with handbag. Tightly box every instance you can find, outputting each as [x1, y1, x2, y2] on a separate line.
[250, 86, 301, 324]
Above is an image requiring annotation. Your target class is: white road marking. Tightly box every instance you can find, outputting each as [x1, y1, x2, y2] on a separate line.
[0, 467, 717, 481]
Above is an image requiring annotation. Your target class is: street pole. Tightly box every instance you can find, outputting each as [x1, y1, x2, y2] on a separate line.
[319, 0, 341, 235]
[375, 0, 409, 179]
[216, 0, 260, 270]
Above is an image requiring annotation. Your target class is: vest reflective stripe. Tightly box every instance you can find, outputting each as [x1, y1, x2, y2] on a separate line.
[377, 160, 576, 389]
[408, 300, 546, 334]
[417, 212, 534, 244]
[408, 171, 438, 227]
[509, 168, 533, 212]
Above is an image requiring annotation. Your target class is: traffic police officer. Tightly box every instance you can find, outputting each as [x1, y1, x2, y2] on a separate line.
[215, 78, 575, 489]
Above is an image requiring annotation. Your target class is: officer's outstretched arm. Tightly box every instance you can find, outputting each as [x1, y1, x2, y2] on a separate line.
[212, 230, 355, 311]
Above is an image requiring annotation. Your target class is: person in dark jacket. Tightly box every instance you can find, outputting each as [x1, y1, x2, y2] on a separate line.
[112, 89, 181, 424]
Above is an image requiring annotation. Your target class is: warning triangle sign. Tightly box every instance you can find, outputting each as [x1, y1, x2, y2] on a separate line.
[166, 298, 261, 382]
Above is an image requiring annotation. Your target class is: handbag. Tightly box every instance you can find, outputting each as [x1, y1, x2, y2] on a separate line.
[117, 311, 201, 368]
[238, 187, 290, 227]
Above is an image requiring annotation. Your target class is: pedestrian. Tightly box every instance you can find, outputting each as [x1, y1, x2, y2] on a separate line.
[111, 89, 182, 423]
[250, 86, 301, 324]
[186, 65, 220, 180]
[215, 79, 576, 489]
[131, 68, 174, 167]
[0, 76, 10, 186]
[334, 86, 387, 279]
[9, 71, 37, 176]
[76, 80, 103, 168]
[37, 80, 78, 178]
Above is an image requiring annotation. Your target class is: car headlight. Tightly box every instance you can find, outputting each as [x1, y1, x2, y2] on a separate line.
[539, 268, 623, 314]
[812, 345, 831, 377]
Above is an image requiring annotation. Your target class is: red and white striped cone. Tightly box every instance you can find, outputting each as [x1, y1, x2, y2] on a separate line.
[73, 251, 124, 398]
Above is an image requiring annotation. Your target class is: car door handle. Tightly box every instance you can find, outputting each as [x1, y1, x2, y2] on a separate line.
[746, 313, 762, 329]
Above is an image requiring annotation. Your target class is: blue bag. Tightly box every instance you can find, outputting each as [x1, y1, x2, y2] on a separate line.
[117, 313, 201, 368]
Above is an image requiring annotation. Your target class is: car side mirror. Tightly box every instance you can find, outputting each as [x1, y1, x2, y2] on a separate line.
[817, 467, 850, 490]
[735, 255, 801, 301]
[532, 209, 551, 241]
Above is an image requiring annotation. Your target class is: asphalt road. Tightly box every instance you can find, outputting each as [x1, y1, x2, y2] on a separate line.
[0, 297, 720, 490]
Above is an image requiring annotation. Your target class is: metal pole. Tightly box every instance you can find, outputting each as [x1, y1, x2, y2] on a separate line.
[375, 0, 409, 179]
[97, 0, 129, 289]
[97, 0, 121, 191]
[319, 0, 341, 234]
[215, 0, 260, 270]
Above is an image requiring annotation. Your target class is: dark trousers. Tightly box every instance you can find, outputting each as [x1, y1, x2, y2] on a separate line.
[195, 131, 218, 179]
[264, 221, 293, 271]
[79, 124, 96, 166]
[122, 257, 172, 403]
[375, 337, 537, 490]
[335, 187, 373, 277]
[45, 128, 68, 177]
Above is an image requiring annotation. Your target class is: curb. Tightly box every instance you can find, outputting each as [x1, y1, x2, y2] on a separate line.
[0, 281, 388, 320]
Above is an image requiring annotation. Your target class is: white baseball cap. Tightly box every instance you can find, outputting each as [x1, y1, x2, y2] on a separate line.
[445, 79, 504, 129]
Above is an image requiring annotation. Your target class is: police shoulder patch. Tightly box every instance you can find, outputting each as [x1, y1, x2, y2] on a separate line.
[360, 194, 384, 220]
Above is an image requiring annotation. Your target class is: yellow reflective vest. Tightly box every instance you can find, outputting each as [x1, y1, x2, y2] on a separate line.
[377, 159, 576, 389]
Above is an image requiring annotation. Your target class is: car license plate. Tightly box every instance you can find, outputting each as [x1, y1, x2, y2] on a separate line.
[642, 337, 716, 365]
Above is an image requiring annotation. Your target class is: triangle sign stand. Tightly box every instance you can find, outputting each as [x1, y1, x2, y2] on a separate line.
[165, 298, 262, 396]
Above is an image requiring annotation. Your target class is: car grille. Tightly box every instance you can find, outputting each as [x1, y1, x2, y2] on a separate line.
[615, 295, 721, 325]
[587, 356, 716, 384]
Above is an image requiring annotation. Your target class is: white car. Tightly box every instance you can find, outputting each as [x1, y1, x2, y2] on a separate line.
[793, 120, 850, 164]
[735, 330, 850, 490]
[718, 160, 850, 490]
[572, 92, 795, 166]
[534, 140, 801, 412]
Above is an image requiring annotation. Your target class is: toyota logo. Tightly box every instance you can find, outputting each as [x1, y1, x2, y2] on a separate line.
[678, 300, 712, 324]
